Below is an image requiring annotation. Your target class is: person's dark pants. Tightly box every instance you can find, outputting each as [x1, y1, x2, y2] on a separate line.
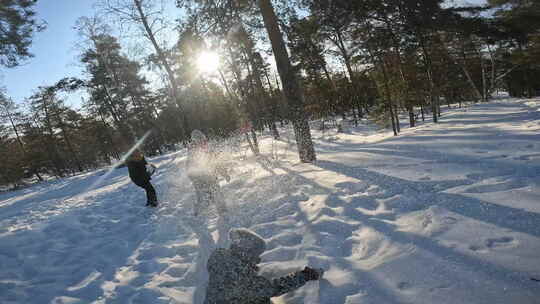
[135, 180, 157, 205]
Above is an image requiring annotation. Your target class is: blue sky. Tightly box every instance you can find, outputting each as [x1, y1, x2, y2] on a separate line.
[1, 1, 96, 106]
[0, 0, 184, 108]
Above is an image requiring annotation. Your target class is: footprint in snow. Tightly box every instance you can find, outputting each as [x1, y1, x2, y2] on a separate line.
[469, 236, 517, 252]
[164, 265, 188, 278]
[137, 246, 176, 260]
[514, 153, 540, 161]
[397, 281, 412, 290]
[463, 181, 525, 194]
[468, 244, 487, 253]
[350, 197, 378, 210]
[441, 216, 458, 225]
[485, 236, 517, 249]
[429, 284, 452, 292]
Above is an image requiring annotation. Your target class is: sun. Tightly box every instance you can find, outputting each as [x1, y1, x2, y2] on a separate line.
[196, 51, 220, 74]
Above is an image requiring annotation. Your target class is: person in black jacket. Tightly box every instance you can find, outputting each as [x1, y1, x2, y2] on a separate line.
[126, 149, 158, 207]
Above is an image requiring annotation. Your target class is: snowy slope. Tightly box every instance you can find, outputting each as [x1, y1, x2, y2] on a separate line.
[1, 98, 539, 304]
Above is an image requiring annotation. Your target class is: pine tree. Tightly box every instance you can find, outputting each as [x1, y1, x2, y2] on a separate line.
[0, 0, 45, 67]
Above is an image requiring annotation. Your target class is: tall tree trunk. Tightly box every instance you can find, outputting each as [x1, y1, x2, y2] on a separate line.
[480, 56, 488, 102]
[322, 64, 337, 91]
[460, 61, 483, 102]
[223, 49, 261, 154]
[218, 68, 237, 102]
[133, 0, 187, 138]
[418, 33, 438, 123]
[245, 131, 259, 156]
[389, 103, 397, 136]
[378, 56, 398, 135]
[5, 106, 43, 181]
[258, 0, 315, 162]
[431, 95, 438, 123]
[487, 43, 496, 99]
[244, 47, 280, 139]
[352, 105, 358, 127]
[356, 99, 363, 119]
[266, 71, 281, 140]
[59, 122, 84, 172]
[42, 97, 67, 176]
[442, 38, 483, 102]
[408, 105, 415, 127]
[89, 34, 135, 143]
[332, 30, 355, 84]
[98, 110, 120, 160]
[394, 104, 400, 133]
[250, 129, 260, 154]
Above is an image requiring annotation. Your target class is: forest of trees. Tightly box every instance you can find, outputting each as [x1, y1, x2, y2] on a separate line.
[1, 0, 539, 188]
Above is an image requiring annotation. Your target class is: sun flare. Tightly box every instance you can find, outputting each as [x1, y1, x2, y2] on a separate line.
[196, 51, 220, 74]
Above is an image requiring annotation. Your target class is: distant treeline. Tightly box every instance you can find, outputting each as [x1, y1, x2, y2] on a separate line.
[1, 0, 539, 188]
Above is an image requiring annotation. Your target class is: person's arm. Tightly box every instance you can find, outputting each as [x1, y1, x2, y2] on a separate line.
[232, 269, 313, 300]
[268, 270, 310, 297]
[268, 267, 322, 298]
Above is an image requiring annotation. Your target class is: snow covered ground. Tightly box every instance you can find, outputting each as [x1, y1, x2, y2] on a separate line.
[1, 98, 539, 304]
